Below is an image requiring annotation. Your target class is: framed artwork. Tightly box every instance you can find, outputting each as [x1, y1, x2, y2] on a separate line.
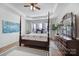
[2, 20, 20, 33]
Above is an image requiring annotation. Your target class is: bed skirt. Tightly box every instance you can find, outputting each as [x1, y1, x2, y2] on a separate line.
[20, 39, 49, 51]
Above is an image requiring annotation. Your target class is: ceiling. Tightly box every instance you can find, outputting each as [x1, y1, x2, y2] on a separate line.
[0, 3, 69, 20]
[9, 3, 57, 18]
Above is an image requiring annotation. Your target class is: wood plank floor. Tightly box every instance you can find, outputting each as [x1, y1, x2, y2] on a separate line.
[1, 46, 48, 56]
[0, 40, 62, 56]
[0, 42, 18, 54]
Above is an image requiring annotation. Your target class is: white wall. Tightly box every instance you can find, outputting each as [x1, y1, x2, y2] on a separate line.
[21, 16, 26, 35]
[49, 17, 57, 39]
[25, 20, 31, 33]
[0, 6, 20, 48]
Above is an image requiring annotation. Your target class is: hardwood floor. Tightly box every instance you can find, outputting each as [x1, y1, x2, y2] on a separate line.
[1, 46, 48, 56]
[49, 39, 63, 56]
[0, 40, 63, 56]
[0, 42, 18, 54]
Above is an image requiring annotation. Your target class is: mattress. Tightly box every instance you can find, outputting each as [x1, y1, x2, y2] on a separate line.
[22, 33, 48, 42]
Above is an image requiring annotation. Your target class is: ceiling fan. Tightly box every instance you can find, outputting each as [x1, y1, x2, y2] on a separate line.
[24, 3, 40, 11]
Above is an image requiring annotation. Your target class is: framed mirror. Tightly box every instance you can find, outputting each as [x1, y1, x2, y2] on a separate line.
[58, 12, 77, 40]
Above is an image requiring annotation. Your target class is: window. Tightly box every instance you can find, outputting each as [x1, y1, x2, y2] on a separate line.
[32, 23, 48, 33]
[45, 23, 48, 30]
[44, 23, 48, 33]
[32, 23, 36, 33]
[38, 23, 42, 30]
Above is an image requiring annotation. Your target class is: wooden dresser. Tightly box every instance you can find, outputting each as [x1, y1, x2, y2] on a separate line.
[55, 35, 79, 56]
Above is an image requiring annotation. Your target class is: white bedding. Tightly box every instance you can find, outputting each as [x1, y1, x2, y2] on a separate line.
[22, 33, 48, 42]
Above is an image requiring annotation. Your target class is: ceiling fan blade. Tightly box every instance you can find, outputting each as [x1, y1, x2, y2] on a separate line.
[24, 5, 30, 7]
[35, 6, 40, 10]
[30, 3, 37, 5]
[24, 3, 40, 11]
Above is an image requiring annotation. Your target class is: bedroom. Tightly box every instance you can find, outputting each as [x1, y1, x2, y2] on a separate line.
[0, 3, 79, 56]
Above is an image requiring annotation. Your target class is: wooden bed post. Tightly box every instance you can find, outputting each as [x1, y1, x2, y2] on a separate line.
[48, 12, 50, 51]
[19, 16, 22, 46]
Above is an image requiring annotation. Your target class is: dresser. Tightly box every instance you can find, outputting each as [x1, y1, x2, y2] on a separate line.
[55, 35, 79, 56]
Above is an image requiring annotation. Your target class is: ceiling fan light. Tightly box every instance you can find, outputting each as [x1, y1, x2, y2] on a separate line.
[33, 7, 36, 10]
[30, 5, 33, 10]
[30, 6, 36, 11]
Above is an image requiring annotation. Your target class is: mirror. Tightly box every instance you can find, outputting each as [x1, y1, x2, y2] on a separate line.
[58, 12, 76, 40]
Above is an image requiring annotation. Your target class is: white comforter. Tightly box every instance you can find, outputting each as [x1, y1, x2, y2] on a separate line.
[22, 33, 48, 42]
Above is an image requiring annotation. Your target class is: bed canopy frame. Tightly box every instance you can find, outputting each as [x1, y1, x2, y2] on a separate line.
[19, 12, 50, 51]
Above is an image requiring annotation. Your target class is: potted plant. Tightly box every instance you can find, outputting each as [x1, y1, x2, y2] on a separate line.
[52, 24, 59, 31]
[52, 23, 63, 35]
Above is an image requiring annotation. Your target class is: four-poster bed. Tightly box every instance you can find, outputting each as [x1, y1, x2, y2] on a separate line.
[19, 13, 50, 51]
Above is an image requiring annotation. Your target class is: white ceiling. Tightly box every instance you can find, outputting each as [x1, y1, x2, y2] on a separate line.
[9, 3, 57, 17]
[0, 3, 69, 20]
